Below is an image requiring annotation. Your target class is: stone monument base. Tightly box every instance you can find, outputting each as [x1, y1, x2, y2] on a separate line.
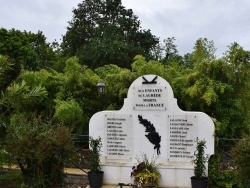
[101, 162, 194, 188]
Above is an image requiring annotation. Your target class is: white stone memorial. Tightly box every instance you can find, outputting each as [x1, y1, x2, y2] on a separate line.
[89, 75, 214, 188]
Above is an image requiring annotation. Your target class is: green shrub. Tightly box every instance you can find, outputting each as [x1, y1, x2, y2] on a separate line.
[233, 135, 250, 187]
[217, 169, 238, 188]
[5, 114, 74, 187]
[208, 152, 238, 187]
[208, 154, 221, 186]
[54, 99, 84, 134]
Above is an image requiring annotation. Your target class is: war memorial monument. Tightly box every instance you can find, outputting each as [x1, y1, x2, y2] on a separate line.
[89, 74, 214, 187]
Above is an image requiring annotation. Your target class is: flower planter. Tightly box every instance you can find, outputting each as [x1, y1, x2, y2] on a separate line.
[88, 171, 104, 188]
[190, 176, 208, 188]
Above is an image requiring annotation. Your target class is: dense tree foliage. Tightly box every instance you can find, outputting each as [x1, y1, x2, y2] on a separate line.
[0, 28, 58, 91]
[1, 36, 249, 138]
[61, 0, 159, 68]
[167, 39, 250, 138]
[0, 58, 74, 186]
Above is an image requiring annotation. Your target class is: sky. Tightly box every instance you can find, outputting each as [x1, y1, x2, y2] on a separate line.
[1, 0, 250, 56]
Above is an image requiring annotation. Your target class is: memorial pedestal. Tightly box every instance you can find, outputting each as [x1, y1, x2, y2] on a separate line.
[89, 75, 214, 188]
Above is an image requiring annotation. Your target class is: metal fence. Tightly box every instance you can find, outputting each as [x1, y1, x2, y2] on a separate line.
[216, 138, 242, 169]
[66, 134, 90, 171]
[72, 134, 90, 151]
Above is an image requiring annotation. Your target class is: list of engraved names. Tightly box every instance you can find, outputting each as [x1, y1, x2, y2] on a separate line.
[105, 114, 132, 157]
[167, 115, 197, 161]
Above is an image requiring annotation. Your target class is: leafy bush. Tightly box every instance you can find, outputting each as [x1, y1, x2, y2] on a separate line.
[208, 155, 238, 187]
[5, 114, 74, 187]
[233, 135, 250, 187]
[208, 154, 221, 186]
[217, 169, 238, 188]
[54, 99, 84, 133]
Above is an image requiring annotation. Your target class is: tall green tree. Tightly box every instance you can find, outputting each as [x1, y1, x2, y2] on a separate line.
[0, 28, 58, 90]
[61, 0, 159, 68]
[171, 39, 250, 138]
[0, 55, 13, 91]
[191, 38, 216, 68]
[222, 43, 250, 136]
[0, 28, 58, 71]
[162, 37, 182, 64]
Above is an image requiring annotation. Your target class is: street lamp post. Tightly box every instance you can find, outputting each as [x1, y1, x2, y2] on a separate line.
[96, 81, 105, 111]
[96, 81, 105, 94]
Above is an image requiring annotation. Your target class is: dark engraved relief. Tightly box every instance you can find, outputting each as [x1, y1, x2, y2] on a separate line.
[138, 115, 161, 155]
[142, 76, 158, 84]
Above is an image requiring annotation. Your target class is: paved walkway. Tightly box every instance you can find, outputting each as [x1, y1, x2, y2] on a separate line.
[3, 165, 122, 188]
[64, 168, 120, 188]
[64, 167, 88, 175]
[3, 165, 88, 175]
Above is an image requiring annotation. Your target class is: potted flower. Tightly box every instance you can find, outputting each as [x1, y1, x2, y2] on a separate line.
[131, 154, 161, 187]
[191, 137, 209, 188]
[88, 136, 104, 188]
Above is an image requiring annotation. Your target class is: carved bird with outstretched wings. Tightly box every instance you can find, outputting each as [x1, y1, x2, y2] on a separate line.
[138, 115, 161, 155]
